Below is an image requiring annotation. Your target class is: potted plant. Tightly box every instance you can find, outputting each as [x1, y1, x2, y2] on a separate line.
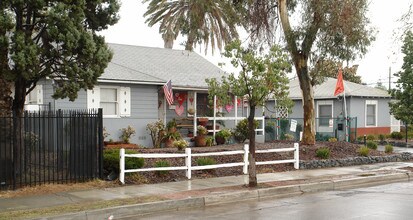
[164, 131, 181, 148]
[215, 128, 232, 145]
[195, 125, 208, 147]
[166, 118, 177, 133]
[205, 136, 214, 146]
[198, 117, 208, 127]
[173, 139, 189, 151]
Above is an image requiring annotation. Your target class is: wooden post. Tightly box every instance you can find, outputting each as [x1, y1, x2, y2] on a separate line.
[119, 148, 125, 184]
[243, 144, 249, 174]
[185, 148, 192, 179]
[294, 143, 299, 169]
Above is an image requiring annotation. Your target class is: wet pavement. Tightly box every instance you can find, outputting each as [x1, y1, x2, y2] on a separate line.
[133, 182, 413, 220]
[1, 160, 413, 219]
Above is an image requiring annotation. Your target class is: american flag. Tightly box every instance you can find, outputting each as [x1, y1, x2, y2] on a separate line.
[163, 80, 174, 105]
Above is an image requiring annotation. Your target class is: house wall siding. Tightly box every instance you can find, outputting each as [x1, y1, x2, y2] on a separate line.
[44, 81, 159, 147]
[349, 97, 391, 128]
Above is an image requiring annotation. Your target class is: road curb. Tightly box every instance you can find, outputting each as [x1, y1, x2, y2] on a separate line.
[38, 171, 412, 220]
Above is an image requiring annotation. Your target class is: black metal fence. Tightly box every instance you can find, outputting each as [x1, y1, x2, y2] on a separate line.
[0, 109, 103, 190]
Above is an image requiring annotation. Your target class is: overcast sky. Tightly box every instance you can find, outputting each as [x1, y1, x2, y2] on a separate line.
[100, 0, 411, 88]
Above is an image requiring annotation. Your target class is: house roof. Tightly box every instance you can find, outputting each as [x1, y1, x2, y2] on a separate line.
[99, 43, 225, 89]
[288, 77, 390, 100]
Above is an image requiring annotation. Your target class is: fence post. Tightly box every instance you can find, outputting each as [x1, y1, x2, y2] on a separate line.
[119, 148, 125, 184]
[97, 108, 104, 179]
[185, 148, 192, 179]
[243, 144, 249, 174]
[294, 143, 299, 169]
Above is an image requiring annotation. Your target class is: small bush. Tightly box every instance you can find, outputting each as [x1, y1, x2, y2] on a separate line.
[378, 134, 385, 142]
[283, 133, 294, 141]
[173, 139, 188, 151]
[205, 136, 214, 146]
[154, 160, 170, 175]
[103, 149, 144, 174]
[385, 145, 394, 154]
[358, 146, 370, 157]
[390, 131, 403, 140]
[328, 137, 337, 142]
[316, 147, 330, 159]
[234, 119, 258, 143]
[366, 141, 377, 150]
[196, 157, 216, 166]
[366, 134, 376, 141]
[357, 136, 364, 142]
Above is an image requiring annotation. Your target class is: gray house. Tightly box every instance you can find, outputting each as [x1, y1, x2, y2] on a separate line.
[266, 78, 400, 140]
[27, 44, 264, 146]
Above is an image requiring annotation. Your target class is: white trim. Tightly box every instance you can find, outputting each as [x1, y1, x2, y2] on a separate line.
[100, 86, 120, 118]
[98, 79, 165, 85]
[316, 100, 333, 132]
[365, 100, 378, 127]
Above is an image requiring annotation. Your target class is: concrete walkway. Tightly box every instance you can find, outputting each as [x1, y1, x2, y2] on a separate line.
[1, 161, 413, 219]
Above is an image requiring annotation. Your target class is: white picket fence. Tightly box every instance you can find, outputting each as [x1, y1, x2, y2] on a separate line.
[119, 143, 299, 184]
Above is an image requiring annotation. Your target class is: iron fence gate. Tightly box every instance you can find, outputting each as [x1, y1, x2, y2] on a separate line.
[265, 117, 357, 142]
[0, 109, 103, 190]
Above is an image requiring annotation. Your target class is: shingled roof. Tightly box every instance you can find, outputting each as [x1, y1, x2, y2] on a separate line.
[99, 43, 225, 89]
[288, 77, 390, 100]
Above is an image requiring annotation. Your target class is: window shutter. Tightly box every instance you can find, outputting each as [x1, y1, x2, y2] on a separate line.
[87, 87, 100, 110]
[119, 87, 131, 117]
[36, 85, 43, 104]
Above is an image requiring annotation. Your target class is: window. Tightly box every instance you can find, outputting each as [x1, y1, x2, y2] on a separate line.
[366, 100, 377, 126]
[100, 88, 118, 116]
[318, 101, 333, 127]
[87, 86, 130, 117]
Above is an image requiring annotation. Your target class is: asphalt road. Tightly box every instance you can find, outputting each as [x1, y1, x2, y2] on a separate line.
[125, 182, 413, 220]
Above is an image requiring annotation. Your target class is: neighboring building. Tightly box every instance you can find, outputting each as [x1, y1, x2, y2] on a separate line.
[26, 44, 264, 146]
[267, 78, 400, 140]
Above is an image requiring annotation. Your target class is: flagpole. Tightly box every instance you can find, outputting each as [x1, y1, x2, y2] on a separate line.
[343, 83, 348, 142]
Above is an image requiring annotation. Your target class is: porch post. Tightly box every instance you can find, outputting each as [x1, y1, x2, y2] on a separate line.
[194, 92, 197, 136]
[163, 95, 167, 126]
[213, 95, 217, 138]
[235, 96, 238, 125]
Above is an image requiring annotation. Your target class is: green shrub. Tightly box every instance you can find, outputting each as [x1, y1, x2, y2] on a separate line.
[316, 147, 330, 159]
[103, 149, 144, 173]
[378, 134, 385, 142]
[328, 137, 337, 142]
[196, 157, 216, 166]
[283, 133, 294, 141]
[366, 141, 377, 150]
[154, 160, 170, 175]
[385, 145, 394, 154]
[358, 146, 370, 157]
[205, 136, 214, 146]
[357, 136, 364, 142]
[173, 139, 188, 151]
[390, 131, 403, 140]
[366, 134, 375, 141]
[233, 119, 258, 143]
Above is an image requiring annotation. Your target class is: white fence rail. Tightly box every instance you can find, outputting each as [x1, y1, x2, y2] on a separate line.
[119, 143, 299, 184]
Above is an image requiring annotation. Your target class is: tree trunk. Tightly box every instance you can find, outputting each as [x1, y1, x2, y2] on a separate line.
[247, 105, 257, 187]
[12, 79, 27, 175]
[185, 31, 196, 51]
[295, 56, 316, 145]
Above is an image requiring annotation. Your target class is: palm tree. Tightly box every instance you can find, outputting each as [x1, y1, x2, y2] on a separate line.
[143, 0, 241, 54]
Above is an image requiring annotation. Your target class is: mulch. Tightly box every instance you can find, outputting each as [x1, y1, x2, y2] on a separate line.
[119, 141, 391, 185]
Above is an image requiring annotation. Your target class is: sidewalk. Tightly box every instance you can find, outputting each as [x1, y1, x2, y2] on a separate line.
[1, 162, 413, 219]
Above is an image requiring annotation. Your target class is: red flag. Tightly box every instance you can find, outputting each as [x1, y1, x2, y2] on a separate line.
[334, 68, 344, 96]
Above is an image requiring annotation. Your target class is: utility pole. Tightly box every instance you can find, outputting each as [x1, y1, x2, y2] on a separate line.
[389, 66, 391, 90]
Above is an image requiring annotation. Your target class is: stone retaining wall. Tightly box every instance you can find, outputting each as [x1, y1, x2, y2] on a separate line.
[300, 152, 413, 169]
